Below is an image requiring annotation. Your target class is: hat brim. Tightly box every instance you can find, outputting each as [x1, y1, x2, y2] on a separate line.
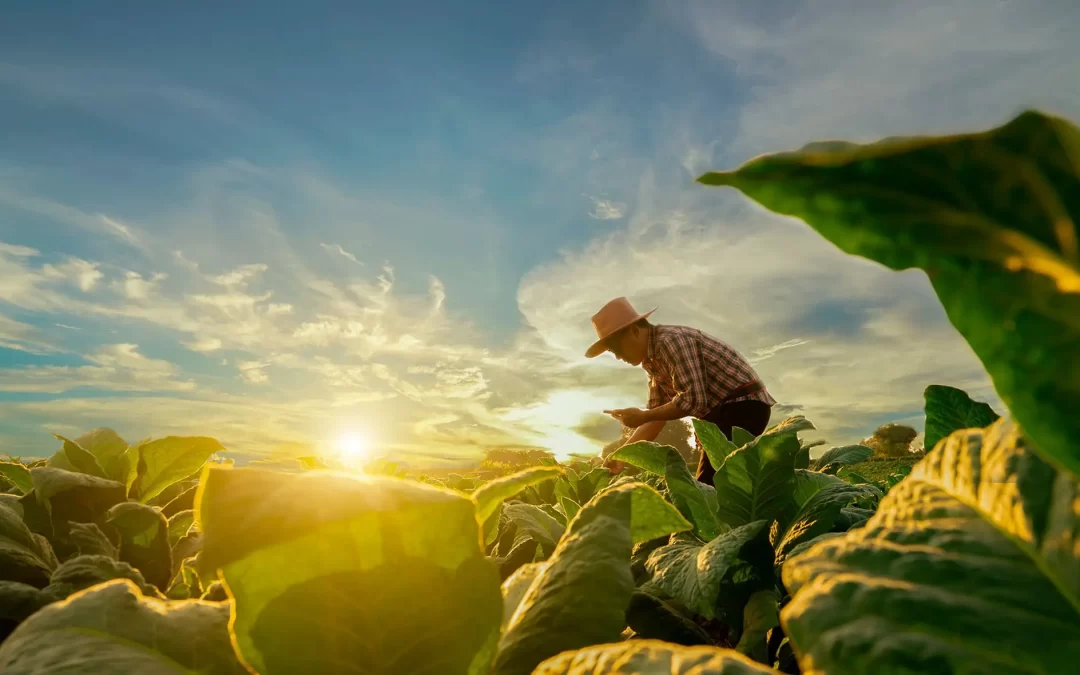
[584, 307, 656, 358]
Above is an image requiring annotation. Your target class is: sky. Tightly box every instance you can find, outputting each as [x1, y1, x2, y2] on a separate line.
[2, 0, 1078, 466]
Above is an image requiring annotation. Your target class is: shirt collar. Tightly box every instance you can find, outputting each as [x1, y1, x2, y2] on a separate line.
[643, 324, 659, 370]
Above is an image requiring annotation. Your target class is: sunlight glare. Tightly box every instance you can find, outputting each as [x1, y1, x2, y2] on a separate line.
[336, 431, 371, 466]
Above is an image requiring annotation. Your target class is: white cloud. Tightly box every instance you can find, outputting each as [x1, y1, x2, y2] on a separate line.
[211, 263, 267, 288]
[183, 336, 222, 352]
[587, 196, 626, 220]
[750, 339, 810, 364]
[42, 257, 103, 291]
[237, 360, 269, 384]
[0, 313, 54, 353]
[115, 271, 167, 300]
[0, 343, 194, 393]
[320, 242, 362, 264]
[98, 214, 140, 246]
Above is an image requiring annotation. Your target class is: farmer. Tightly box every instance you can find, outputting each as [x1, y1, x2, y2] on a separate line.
[585, 297, 775, 484]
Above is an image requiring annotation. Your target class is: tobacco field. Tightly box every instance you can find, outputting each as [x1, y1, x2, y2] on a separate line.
[1, 108, 1078, 673]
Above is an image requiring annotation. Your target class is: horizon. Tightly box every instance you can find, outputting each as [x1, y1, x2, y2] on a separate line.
[3, 0, 1078, 467]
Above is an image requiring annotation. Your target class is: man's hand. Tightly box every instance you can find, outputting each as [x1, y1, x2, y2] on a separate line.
[604, 458, 626, 475]
[604, 407, 649, 429]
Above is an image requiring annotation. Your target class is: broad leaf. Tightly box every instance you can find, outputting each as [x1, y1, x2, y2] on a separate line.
[29, 467, 126, 545]
[644, 520, 768, 620]
[0, 579, 246, 674]
[610, 441, 670, 475]
[503, 502, 565, 551]
[46, 554, 161, 600]
[613, 442, 720, 540]
[500, 562, 548, 631]
[0, 462, 33, 495]
[68, 522, 118, 559]
[782, 418, 1080, 674]
[196, 465, 503, 675]
[73, 428, 132, 483]
[559, 496, 580, 522]
[774, 483, 880, 567]
[0, 582, 52, 642]
[694, 418, 738, 471]
[700, 110, 1080, 478]
[625, 590, 715, 646]
[54, 435, 107, 478]
[131, 436, 224, 503]
[166, 561, 203, 601]
[731, 427, 756, 447]
[809, 444, 872, 472]
[473, 467, 564, 524]
[735, 590, 779, 662]
[923, 383, 1001, 452]
[160, 484, 198, 517]
[494, 483, 688, 675]
[106, 502, 172, 592]
[532, 639, 778, 674]
[713, 417, 815, 529]
[791, 469, 849, 509]
[0, 499, 56, 587]
[167, 509, 195, 546]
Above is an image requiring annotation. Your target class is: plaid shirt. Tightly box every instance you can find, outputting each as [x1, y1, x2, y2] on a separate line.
[644, 324, 776, 418]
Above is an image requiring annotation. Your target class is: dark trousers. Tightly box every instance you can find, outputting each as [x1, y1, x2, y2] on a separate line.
[694, 400, 772, 485]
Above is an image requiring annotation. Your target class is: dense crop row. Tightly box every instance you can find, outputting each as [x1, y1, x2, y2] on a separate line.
[1, 108, 1077, 673]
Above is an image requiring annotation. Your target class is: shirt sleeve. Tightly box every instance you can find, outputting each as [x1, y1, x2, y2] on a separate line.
[661, 332, 711, 418]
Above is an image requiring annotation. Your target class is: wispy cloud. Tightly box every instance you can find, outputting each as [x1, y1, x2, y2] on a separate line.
[0, 344, 194, 394]
[320, 242, 362, 265]
[586, 196, 626, 220]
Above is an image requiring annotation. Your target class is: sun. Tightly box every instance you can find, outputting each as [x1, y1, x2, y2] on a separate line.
[335, 431, 371, 465]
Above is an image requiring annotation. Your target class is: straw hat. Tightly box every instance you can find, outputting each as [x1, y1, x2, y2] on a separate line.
[585, 297, 657, 358]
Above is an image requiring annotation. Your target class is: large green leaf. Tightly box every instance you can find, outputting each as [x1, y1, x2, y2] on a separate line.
[46, 554, 161, 600]
[473, 466, 564, 524]
[773, 482, 880, 568]
[500, 562, 548, 631]
[73, 428, 132, 483]
[532, 639, 778, 674]
[782, 418, 1080, 674]
[693, 418, 738, 471]
[735, 590, 780, 663]
[713, 417, 815, 529]
[0, 462, 33, 495]
[494, 483, 688, 675]
[0, 499, 56, 587]
[53, 435, 107, 478]
[644, 520, 769, 620]
[196, 465, 503, 675]
[68, 522, 118, 559]
[107, 502, 172, 592]
[0, 582, 52, 642]
[699, 110, 1080, 478]
[0, 579, 246, 674]
[503, 502, 566, 551]
[131, 436, 224, 503]
[923, 383, 1001, 452]
[613, 442, 720, 540]
[167, 509, 195, 546]
[809, 445, 873, 472]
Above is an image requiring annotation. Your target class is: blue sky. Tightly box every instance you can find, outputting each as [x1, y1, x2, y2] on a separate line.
[2, 0, 1078, 464]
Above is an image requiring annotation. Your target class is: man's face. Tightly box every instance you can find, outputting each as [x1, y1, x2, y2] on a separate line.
[607, 325, 646, 366]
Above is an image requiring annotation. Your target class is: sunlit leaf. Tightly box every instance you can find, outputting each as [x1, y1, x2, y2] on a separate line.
[473, 466, 564, 524]
[131, 436, 224, 503]
[532, 639, 778, 674]
[0, 579, 246, 674]
[106, 502, 172, 592]
[196, 465, 503, 675]
[700, 109, 1080, 477]
[0, 462, 33, 495]
[782, 418, 1080, 674]
[923, 383, 1001, 452]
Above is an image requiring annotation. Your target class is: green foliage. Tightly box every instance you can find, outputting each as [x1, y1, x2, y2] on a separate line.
[0, 462, 33, 495]
[196, 465, 504, 675]
[700, 109, 1080, 478]
[0, 579, 246, 674]
[782, 418, 1080, 673]
[472, 466, 564, 524]
[923, 383, 1001, 451]
[532, 639, 778, 674]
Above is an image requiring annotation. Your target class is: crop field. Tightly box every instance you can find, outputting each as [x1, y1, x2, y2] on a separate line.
[1, 109, 1078, 674]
